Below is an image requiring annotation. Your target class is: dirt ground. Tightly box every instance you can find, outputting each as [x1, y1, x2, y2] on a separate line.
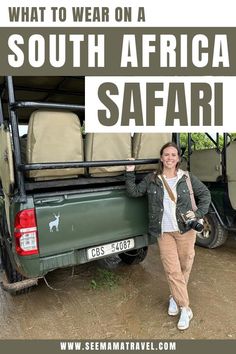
[0, 234, 236, 340]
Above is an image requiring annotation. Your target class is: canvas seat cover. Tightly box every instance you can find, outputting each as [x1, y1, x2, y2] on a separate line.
[26, 110, 84, 180]
[190, 148, 222, 182]
[85, 133, 131, 176]
[132, 133, 172, 171]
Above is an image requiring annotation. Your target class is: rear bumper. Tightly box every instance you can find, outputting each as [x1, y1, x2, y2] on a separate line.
[18, 234, 156, 278]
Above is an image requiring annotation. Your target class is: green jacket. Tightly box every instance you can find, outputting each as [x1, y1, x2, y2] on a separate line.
[125, 169, 211, 237]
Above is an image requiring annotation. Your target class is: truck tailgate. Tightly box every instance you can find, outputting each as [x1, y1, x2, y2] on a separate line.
[34, 188, 148, 257]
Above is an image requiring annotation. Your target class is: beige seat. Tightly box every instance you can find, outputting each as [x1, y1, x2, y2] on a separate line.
[226, 141, 236, 210]
[190, 148, 222, 182]
[132, 133, 172, 171]
[85, 133, 131, 176]
[26, 110, 84, 180]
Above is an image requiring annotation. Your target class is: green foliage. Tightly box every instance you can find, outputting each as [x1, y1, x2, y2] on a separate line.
[90, 269, 119, 290]
[180, 133, 227, 151]
[81, 121, 85, 135]
[231, 133, 236, 140]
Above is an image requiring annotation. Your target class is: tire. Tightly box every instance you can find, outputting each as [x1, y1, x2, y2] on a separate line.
[118, 246, 148, 265]
[196, 213, 228, 249]
[0, 242, 32, 295]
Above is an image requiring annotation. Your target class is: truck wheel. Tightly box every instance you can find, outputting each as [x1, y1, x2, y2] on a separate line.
[196, 213, 228, 248]
[0, 244, 32, 295]
[118, 246, 148, 265]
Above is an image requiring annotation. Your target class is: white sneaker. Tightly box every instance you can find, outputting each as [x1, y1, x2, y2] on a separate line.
[168, 296, 179, 316]
[177, 307, 193, 330]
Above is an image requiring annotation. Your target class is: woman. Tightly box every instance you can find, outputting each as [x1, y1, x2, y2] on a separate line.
[125, 142, 211, 330]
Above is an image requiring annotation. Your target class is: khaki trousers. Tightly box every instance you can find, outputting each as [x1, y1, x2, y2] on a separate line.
[158, 230, 196, 307]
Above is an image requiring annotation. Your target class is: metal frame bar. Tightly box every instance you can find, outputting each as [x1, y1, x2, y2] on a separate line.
[8, 84, 84, 98]
[5, 76, 86, 202]
[210, 201, 236, 231]
[187, 133, 192, 171]
[12, 101, 85, 111]
[5, 75, 179, 201]
[222, 133, 228, 182]
[205, 133, 219, 149]
[20, 158, 159, 172]
[6, 76, 26, 202]
[174, 133, 180, 148]
[0, 97, 4, 125]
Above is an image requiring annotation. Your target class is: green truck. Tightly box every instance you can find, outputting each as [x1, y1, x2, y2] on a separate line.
[1, 76, 235, 295]
[0, 76, 165, 294]
[183, 133, 236, 249]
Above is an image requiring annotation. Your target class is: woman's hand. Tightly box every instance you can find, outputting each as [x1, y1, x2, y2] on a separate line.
[126, 158, 135, 172]
[185, 210, 196, 219]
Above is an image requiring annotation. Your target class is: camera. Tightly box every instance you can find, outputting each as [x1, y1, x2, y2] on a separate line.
[180, 212, 204, 232]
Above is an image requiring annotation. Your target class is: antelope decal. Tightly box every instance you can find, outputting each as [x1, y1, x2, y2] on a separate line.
[49, 213, 60, 232]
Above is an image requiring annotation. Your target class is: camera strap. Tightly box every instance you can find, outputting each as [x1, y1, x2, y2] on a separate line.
[160, 175, 176, 203]
[161, 172, 197, 211]
[184, 171, 197, 212]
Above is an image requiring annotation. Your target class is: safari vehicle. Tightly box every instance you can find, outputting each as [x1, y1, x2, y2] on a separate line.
[0, 76, 175, 294]
[183, 133, 236, 248]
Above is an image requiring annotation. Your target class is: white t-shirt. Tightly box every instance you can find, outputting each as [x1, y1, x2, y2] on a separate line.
[161, 175, 179, 232]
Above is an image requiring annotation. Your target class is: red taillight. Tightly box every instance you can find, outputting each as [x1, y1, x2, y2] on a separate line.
[14, 208, 39, 256]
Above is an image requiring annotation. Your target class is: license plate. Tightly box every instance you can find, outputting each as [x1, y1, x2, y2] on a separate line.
[87, 238, 135, 260]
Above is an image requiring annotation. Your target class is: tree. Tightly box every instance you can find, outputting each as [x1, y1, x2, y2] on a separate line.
[180, 133, 231, 151]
